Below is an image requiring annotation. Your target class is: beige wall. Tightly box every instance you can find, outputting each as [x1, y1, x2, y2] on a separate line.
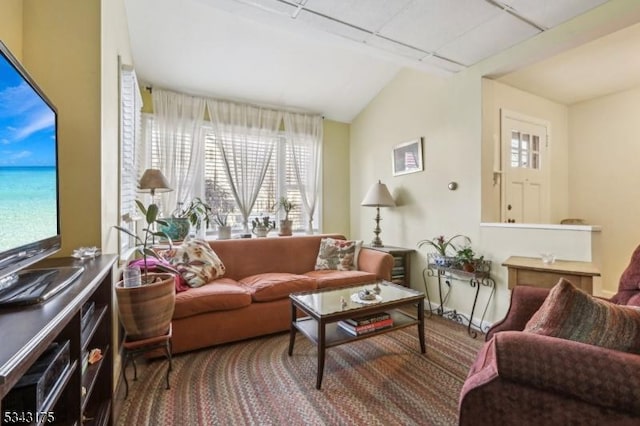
[350, 0, 640, 324]
[481, 79, 570, 223]
[569, 86, 640, 292]
[23, 0, 102, 256]
[351, 67, 483, 315]
[321, 120, 350, 236]
[0, 0, 23, 58]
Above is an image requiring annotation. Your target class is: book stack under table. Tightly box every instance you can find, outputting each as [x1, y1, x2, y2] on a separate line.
[338, 312, 393, 336]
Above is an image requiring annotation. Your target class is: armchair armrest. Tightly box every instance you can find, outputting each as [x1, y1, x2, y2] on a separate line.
[485, 285, 549, 340]
[464, 331, 640, 416]
[358, 248, 394, 281]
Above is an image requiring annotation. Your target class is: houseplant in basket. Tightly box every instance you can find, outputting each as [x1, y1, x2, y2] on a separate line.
[277, 196, 295, 236]
[114, 200, 177, 341]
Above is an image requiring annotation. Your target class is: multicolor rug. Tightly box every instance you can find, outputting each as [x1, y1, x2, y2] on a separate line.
[116, 316, 483, 426]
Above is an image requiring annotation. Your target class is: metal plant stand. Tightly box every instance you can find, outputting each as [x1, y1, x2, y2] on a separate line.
[423, 255, 495, 338]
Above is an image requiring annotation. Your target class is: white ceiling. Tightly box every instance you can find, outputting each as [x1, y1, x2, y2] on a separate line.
[124, 0, 610, 122]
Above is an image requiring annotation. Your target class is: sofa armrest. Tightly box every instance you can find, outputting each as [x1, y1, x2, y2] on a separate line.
[358, 248, 394, 281]
[485, 285, 549, 340]
[464, 331, 640, 416]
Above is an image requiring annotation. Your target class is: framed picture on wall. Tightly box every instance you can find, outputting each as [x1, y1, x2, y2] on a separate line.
[392, 137, 423, 176]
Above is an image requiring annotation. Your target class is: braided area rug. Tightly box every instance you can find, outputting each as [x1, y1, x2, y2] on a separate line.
[117, 316, 483, 426]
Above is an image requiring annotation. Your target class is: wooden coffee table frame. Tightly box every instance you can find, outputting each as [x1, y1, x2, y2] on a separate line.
[288, 282, 425, 389]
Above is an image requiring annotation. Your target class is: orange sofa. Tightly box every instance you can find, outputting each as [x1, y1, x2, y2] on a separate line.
[170, 234, 394, 354]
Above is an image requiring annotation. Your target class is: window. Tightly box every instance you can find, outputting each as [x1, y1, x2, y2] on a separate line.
[119, 66, 143, 254]
[143, 115, 319, 234]
[510, 131, 540, 169]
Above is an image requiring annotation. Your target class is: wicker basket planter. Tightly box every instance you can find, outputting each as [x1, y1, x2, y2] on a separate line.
[116, 273, 176, 341]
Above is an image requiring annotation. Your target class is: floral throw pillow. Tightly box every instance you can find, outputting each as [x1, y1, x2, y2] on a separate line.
[315, 238, 361, 271]
[161, 238, 226, 287]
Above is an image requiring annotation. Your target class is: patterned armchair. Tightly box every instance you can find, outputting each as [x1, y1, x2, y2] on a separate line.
[458, 246, 640, 426]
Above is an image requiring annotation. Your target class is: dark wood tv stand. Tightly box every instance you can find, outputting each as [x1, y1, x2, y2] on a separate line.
[0, 255, 116, 425]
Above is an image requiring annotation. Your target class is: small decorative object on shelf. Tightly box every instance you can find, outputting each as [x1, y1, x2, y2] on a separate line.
[350, 292, 382, 304]
[357, 288, 377, 300]
[340, 296, 347, 309]
[71, 246, 101, 260]
[88, 348, 103, 364]
[540, 252, 556, 265]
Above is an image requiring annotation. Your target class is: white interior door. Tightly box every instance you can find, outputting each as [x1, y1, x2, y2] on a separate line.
[501, 110, 550, 224]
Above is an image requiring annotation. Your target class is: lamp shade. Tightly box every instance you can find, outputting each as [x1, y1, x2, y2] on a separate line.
[361, 180, 395, 207]
[138, 169, 173, 193]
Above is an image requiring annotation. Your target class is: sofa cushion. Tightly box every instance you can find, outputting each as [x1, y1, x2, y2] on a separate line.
[239, 273, 317, 302]
[305, 270, 376, 289]
[161, 238, 226, 288]
[315, 237, 361, 271]
[524, 278, 640, 354]
[173, 278, 251, 319]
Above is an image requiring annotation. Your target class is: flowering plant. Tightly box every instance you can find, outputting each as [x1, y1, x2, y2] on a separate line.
[417, 234, 471, 256]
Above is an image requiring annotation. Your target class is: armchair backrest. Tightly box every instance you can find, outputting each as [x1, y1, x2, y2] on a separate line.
[611, 244, 640, 307]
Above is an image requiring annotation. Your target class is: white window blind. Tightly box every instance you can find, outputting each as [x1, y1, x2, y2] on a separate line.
[120, 66, 143, 253]
[143, 115, 319, 234]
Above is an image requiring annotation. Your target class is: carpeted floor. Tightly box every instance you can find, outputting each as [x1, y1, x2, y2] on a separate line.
[116, 316, 484, 426]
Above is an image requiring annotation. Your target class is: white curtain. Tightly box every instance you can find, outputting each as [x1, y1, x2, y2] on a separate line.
[206, 99, 283, 233]
[152, 89, 206, 214]
[282, 112, 322, 234]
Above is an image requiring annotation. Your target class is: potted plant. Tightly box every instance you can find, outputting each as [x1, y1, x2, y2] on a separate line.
[277, 196, 295, 236]
[158, 198, 213, 240]
[114, 200, 177, 341]
[418, 234, 470, 266]
[214, 211, 232, 240]
[454, 247, 484, 273]
[251, 215, 275, 238]
[158, 202, 191, 241]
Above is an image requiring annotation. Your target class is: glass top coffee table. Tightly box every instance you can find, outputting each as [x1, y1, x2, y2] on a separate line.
[288, 280, 425, 389]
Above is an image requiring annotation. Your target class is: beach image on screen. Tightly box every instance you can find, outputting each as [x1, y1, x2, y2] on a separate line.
[0, 56, 57, 252]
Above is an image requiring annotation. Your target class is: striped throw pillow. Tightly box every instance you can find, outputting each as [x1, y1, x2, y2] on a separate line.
[524, 278, 640, 354]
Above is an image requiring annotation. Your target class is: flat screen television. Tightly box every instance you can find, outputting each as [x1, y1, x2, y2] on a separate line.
[0, 41, 82, 306]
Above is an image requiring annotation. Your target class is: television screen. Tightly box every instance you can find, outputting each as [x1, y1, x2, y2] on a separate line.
[0, 41, 60, 285]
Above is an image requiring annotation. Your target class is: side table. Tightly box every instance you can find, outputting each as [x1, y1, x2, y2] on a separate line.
[364, 245, 415, 287]
[423, 257, 495, 338]
[121, 323, 173, 398]
[502, 256, 600, 295]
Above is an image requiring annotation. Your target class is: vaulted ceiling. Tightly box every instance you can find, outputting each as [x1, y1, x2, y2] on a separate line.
[125, 0, 613, 121]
